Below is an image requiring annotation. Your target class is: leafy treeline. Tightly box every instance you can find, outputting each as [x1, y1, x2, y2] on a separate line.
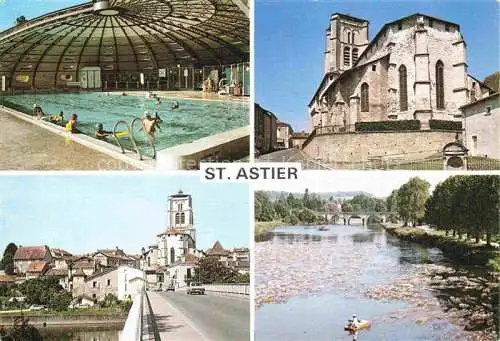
[387, 175, 499, 245]
[195, 257, 249, 284]
[0, 277, 72, 311]
[425, 175, 499, 244]
[255, 190, 325, 225]
[255, 189, 387, 225]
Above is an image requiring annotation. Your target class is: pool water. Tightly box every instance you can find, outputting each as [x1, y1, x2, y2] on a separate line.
[3, 92, 249, 157]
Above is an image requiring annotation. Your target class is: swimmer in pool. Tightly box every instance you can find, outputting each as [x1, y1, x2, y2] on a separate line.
[33, 104, 45, 119]
[95, 123, 113, 140]
[42, 111, 64, 124]
[65, 113, 82, 133]
[171, 101, 179, 110]
[140, 111, 161, 144]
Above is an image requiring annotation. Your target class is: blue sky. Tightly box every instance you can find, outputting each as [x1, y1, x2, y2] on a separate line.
[0, 174, 250, 255]
[256, 0, 499, 131]
[0, 0, 85, 32]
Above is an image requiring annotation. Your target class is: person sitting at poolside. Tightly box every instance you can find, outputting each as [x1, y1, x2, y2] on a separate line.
[65, 113, 81, 133]
[33, 104, 45, 119]
[95, 123, 113, 140]
[171, 101, 179, 110]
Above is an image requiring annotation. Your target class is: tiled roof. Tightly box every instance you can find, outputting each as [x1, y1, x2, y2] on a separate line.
[45, 268, 67, 277]
[174, 253, 199, 265]
[84, 268, 117, 282]
[72, 257, 95, 268]
[206, 241, 229, 256]
[27, 262, 48, 273]
[51, 248, 72, 258]
[14, 246, 49, 260]
[72, 269, 86, 277]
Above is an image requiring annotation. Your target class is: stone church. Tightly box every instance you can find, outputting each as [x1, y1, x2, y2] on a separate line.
[140, 190, 198, 290]
[308, 13, 494, 131]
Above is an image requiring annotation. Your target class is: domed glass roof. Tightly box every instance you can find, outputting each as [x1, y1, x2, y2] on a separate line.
[0, 0, 249, 89]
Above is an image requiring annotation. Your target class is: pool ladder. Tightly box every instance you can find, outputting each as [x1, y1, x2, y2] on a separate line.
[112, 118, 156, 160]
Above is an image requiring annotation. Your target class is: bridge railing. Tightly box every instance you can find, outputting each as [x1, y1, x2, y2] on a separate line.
[203, 283, 250, 296]
[119, 291, 143, 341]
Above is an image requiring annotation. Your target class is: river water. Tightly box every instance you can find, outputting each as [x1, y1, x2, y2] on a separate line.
[255, 224, 498, 341]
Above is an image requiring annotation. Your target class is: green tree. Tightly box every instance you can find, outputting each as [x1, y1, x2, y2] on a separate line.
[254, 191, 276, 221]
[386, 190, 399, 213]
[15, 16, 27, 25]
[483, 71, 500, 93]
[1, 243, 17, 275]
[195, 257, 237, 283]
[342, 203, 353, 212]
[397, 177, 430, 226]
[303, 188, 311, 209]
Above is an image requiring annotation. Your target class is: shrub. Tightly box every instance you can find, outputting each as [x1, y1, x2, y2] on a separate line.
[429, 120, 462, 131]
[355, 120, 421, 132]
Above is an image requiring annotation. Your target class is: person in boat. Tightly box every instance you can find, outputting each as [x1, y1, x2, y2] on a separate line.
[347, 314, 360, 341]
[140, 111, 161, 143]
[33, 104, 45, 119]
[171, 101, 179, 110]
[95, 123, 112, 140]
[65, 113, 81, 133]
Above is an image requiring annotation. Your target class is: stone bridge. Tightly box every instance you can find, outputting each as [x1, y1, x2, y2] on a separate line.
[320, 211, 397, 225]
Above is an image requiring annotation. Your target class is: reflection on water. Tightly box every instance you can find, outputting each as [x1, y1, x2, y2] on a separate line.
[40, 328, 120, 341]
[255, 224, 497, 341]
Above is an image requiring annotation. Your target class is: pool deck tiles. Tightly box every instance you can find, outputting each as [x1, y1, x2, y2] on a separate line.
[0, 108, 144, 170]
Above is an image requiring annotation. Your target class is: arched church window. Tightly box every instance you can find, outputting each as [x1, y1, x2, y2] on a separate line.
[361, 83, 369, 112]
[352, 32, 355, 44]
[347, 32, 351, 43]
[175, 213, 181, 225]
[436, 60, 444, 109]
[180, 212, 185, 224]
[343, 47, 350, 67]
[170, 247, 175, 264]
[399, 65, 408, 111]
[352, 48, 359, 65]
[147, 257, 150, 267]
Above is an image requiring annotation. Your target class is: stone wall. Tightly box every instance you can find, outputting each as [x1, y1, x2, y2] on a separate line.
[302, 130, 459, 163]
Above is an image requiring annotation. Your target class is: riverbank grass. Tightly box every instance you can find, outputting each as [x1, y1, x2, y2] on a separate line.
[255, 221, 282, 239]
[383, 223, 499, 271]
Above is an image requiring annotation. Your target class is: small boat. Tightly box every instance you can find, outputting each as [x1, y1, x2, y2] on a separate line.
[344, 320, 371, 332]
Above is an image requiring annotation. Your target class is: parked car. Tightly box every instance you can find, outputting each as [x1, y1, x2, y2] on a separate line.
[167, 283, 175, 292]
[29, 304, 47, 311]
[186, 282, 205, 295]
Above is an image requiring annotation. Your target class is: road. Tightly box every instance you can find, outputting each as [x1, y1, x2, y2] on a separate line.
[158, 291, 250, 341]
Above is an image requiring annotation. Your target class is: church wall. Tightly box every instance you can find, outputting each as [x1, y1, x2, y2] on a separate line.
[315, 15, 471, 129]
[426, 26, 465, 119]
[325, 57, 389, 126]
[303, 130, 458, 163]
